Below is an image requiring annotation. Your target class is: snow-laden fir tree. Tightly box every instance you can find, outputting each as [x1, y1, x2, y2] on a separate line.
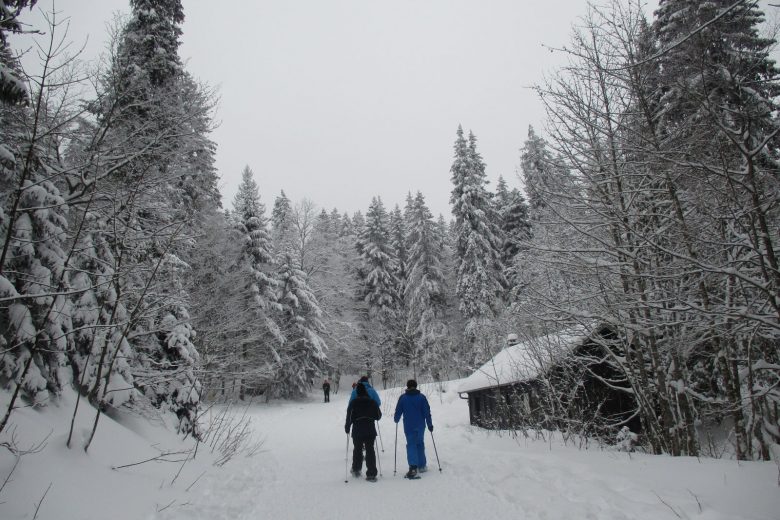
[354, 197, 398, 380]
[449, 126, 505, 352]
[495, 176, 531, 294]
[339, 211, 353, 237]
[329, 208, 342, 236]
[272, 248, 328, 399]
[405, 192, 448, 378]
[233, 166, 282, 397]
[68, 215, 136, 412]
[520, 126, 575, 216]
[351, 211, 365, 237]
[357, 197, 398, 321]
[271, 190, 293, 250]
[0, 1, 34, 104]
[0, 128, 72, 406]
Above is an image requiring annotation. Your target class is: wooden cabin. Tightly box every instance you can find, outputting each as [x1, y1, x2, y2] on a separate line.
[457, 325, 640, 438]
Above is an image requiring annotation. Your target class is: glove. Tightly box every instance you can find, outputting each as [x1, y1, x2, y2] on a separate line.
[428, 425, 433, 432]
[345, 426, 350, 434]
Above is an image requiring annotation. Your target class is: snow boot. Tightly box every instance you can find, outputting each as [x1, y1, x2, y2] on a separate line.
[418, 466, 428, 473]
[404, 466, 419, 479]
[366, 475, 378, 482]
[351, 469, 361, 478]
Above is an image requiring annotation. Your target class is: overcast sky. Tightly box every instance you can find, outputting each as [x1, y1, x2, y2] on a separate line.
[13, 1, 778, 218]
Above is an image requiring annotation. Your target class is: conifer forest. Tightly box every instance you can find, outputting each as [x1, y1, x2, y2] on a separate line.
[1, 0, 779, 465]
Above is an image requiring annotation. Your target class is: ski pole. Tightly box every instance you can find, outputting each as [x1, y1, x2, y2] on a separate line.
[375, 436, 383, 477]
[344, 433, 350, 483]
[377, 421, 385, 452]
[429, 429, 442, 472]
[393, 422, 398, 476]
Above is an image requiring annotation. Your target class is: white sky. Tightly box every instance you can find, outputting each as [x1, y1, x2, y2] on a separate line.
[12, 1, 778, 218]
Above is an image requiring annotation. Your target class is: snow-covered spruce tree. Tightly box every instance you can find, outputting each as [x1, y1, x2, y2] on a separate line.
[0, 113, 72, 409]
[0, 1, 34, 104]
[356, 197, 398, 381]
[449, 126, 505, 365]
[494, 176, 531, 295]
[74, 0, 219, 436]
[329, 208, 342, 236]
[305, 206, 365, 382]
[68, 214, 135, 413]
[352, 211, 365, 237]
[339, 211, 354, 237]
[315, 208, 330, 237]
[232, 166, 281, 399]
[0, 12, 87, 432]
[515, 126, 583, 315]
[405, 192, 449, 379]
[387, 203, 412, 373]
[271, 190, 293, 250]
[272, 248, 328, 399]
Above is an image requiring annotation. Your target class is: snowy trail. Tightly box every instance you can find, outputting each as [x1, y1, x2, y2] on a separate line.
[155, 382, 780, 520]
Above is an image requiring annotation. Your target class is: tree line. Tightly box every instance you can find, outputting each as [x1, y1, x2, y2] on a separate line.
[1, 0, 778, 463]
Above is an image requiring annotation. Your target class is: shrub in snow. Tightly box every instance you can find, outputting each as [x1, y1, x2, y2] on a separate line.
[616, 426, 638, 452]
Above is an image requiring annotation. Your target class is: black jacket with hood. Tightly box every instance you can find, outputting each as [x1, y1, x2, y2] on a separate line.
[345, 386, 382, 438]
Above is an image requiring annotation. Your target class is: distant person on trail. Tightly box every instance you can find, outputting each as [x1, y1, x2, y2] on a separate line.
[345, 383, 382, 482]
[393, 379, 433, 480]
[349, 376, 381, 407]
[322, 379, 331, 403]
[334, 372, 341, 394]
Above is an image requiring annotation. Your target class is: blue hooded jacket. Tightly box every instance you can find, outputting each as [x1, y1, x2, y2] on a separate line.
[349, 381, 381, 407]
[393, 389, 432, 433]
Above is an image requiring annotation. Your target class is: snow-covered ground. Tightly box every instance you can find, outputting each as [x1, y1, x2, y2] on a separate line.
[2, 381, 778, 520]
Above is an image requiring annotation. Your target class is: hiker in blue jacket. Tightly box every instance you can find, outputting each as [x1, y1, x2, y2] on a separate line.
[349, 375, 381, 407]
[393, 379, 433, 479]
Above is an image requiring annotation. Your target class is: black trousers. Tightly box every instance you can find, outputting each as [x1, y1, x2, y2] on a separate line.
[324, 390, 330, 402]
[351, 434, 377, 477]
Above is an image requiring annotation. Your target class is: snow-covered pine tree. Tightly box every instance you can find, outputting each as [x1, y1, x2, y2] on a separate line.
[0, 19, 81, 431]
[339, 211, 354, 237]
[0, 1, 33, 104]
[494, 176, 532, 294]
[0, 125, 72, 406]
[271, 190, 293, 250]
[272, 250, 328, 398]
[388, 204, 411, 365]
[355, 197, 398, 381]
[358, 197, 398, 321]
[405, 192, 448, 379]
[92, 0, 219, 435]
[68, 215, 135, 412]
[329, 208, 341, 237]
[449, 126, 505, 357]
[232, 166, 281, 398]
[315, 208, 330, 237]
[351, 211, 365, 237]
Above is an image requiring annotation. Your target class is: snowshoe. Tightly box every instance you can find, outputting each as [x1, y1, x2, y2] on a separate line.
[366, 476, 378, 482]
[418, 466, 428, 473]
[351, 469, 361, 478]
[403, 467, 419, 479]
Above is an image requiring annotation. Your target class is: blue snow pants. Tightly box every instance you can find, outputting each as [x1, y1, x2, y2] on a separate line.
[405, 428, 427, 468]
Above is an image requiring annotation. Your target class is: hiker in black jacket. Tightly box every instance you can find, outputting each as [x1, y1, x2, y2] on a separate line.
[345, 382, 382, 481]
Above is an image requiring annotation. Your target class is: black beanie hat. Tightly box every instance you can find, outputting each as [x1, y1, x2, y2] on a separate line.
[359, 375, 369, 383]
[407, 379, 417, 389]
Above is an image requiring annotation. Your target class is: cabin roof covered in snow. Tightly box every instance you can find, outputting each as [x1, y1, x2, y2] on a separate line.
[456, 326, 595, 394]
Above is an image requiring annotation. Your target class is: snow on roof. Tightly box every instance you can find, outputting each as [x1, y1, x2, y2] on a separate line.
[457, 326, 594, 394]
